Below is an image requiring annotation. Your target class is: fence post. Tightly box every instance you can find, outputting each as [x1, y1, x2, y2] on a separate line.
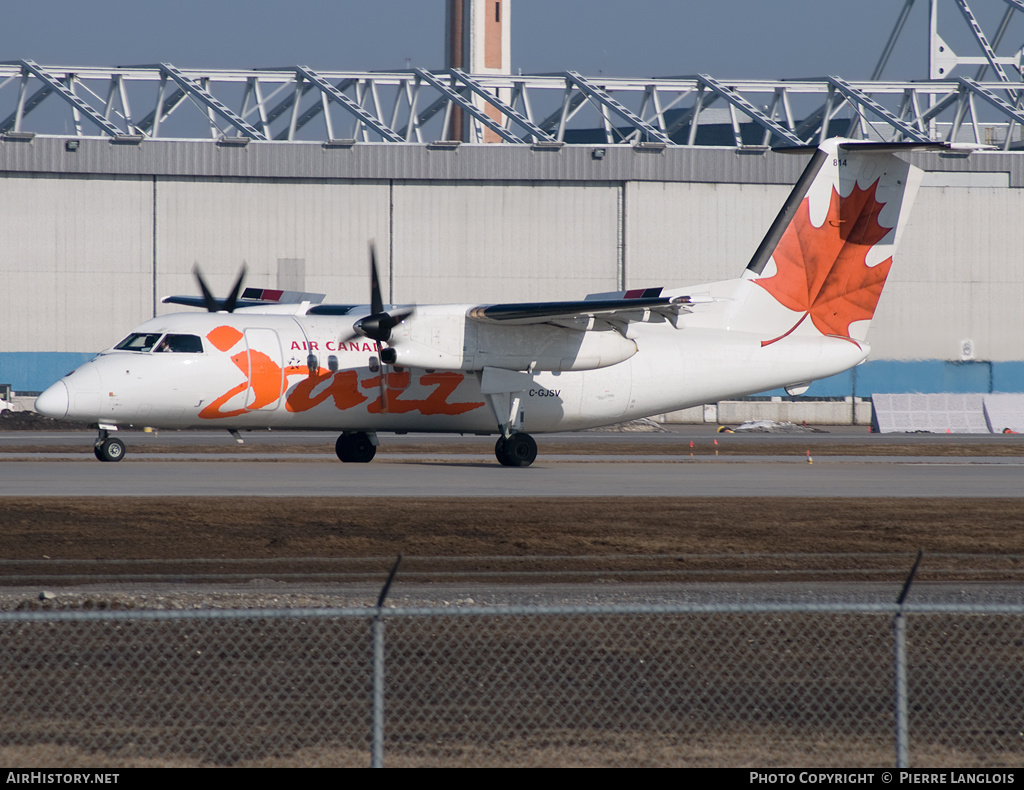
[893, 609, 909, 767]
[372, 615, 385, 767]
[893, 550, 922, 768]
[371, 554, 402, 768]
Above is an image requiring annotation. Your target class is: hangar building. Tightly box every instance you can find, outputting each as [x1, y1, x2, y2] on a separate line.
[1, 54, 1022, 422]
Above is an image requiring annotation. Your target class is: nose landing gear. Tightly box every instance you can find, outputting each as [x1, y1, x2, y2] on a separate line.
[335, 431, 378, 463]
[494, 432, 537, 467]
[94, 430, 125, 463]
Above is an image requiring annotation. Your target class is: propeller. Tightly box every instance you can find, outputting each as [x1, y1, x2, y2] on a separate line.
[341, 244, 415, 412]
[193, 263, 248, 313]
[343, 245, 414, 344]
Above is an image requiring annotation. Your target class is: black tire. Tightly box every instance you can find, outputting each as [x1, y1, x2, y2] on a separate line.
[496, 432, 537, 468]
[94, 437, 125, 463]
[335, 432, 377, 463]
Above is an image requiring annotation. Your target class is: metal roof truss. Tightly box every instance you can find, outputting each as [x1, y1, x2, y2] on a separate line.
[1, 61, 1024, 150]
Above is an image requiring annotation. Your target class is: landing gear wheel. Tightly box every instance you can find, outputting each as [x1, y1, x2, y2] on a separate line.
[335, 432, 377, 463]
[495, 432, 537, 468]
[94, 437, 125, 463]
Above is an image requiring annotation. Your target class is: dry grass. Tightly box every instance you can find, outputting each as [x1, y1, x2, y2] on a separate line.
[0, 497, 1021, 562]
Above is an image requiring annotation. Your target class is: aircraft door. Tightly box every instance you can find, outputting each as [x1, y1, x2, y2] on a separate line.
[243, 328, 284, 411]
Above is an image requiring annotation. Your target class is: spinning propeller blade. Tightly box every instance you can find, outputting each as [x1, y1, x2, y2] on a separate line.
[341, 243, 416, 345]
[192, 264, 248, 313]
[339, 243, 418, 412]
[369, 243, 384, 317]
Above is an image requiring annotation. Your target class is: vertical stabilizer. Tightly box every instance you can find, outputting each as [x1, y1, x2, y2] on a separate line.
[740, 139, 933, 347]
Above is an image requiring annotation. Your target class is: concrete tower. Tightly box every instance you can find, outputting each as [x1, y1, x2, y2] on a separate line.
[445, 0, 511, 142]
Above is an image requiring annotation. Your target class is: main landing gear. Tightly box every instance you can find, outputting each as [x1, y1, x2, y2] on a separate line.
[335, 431, 378, 463]
[94, 429, 125, 463]
[494, 432, 537, 467]
[480, 374, 536, 467]
[331, 430, 537, 466]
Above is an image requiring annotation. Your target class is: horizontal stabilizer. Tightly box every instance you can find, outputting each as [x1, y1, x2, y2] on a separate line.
[771, 141, 950, 156]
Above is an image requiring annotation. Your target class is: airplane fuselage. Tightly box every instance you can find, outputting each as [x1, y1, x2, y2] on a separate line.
[38, 291, 866, 435]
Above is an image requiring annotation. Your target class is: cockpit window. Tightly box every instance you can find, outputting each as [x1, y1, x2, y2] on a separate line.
[154, 334, 204, 353]
[114, 333, 204, 353]
[115, 333, 162, 352]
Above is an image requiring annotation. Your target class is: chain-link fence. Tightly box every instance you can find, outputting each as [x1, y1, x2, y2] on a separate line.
[1, 600, 1022, 768]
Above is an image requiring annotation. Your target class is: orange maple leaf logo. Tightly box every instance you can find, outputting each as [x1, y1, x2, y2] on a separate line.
[755, 179, 893, 347]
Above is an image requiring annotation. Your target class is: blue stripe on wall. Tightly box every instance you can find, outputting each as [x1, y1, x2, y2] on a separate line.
[0, 353, 96, 393]
[756, 360, 1023, 398]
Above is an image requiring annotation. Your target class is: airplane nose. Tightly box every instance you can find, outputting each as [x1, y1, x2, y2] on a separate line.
[35, 381, 69, 419]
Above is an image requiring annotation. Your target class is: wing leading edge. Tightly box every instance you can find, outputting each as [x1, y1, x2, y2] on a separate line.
[163, 288, 328, 312]
[468, 295, 697, 330]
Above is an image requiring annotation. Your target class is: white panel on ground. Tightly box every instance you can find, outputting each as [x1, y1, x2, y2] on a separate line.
[982, 393, 1024, 434]
[872, 393, 990, 434]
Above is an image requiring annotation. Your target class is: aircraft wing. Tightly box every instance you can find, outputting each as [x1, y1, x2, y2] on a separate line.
[163, 287, 328, 311]
[467, 294, 697, 330]
[162, 295, 279, 310]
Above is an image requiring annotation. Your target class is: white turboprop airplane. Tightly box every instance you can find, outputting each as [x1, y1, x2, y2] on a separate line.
[35, 138, 938, 466]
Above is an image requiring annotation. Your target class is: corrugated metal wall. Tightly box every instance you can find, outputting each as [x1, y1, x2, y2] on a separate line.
[154, 178, 391, 308]
[392, 181, 619, 303]
[0, 174, 152, 352]
[624, 181, 791, 287]
[872, 186, 1024, 362]
[1, 140, 1022, 393]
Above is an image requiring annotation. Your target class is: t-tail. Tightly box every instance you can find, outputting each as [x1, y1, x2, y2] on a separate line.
[734, 138, 937, 348]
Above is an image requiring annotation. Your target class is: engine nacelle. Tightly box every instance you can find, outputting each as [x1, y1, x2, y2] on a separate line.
[386, 307, 637, 372]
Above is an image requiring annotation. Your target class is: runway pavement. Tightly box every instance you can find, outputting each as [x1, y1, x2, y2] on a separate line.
[2, 427, 1023, 497]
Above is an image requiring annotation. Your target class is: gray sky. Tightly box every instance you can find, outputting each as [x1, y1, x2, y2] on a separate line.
[4, 1, 1016, 80]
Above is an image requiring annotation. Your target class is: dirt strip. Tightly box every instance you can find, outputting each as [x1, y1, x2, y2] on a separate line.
[1, 497, 1021, 563]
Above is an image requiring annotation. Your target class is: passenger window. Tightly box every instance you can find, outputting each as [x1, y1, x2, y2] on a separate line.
[154, 334, 204, 353]
[115, 333, 162, 352]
